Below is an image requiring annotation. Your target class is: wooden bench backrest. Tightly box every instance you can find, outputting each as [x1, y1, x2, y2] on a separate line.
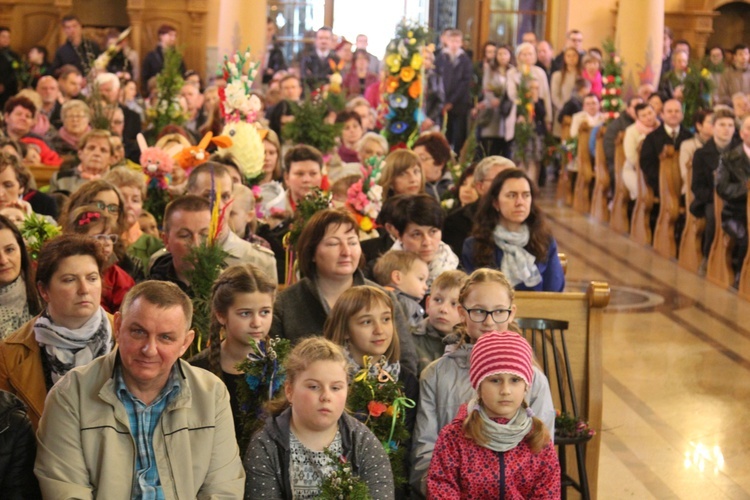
[653, 145, 680, 259]
[738, 182, 750, 300]
[678, 159, 706, 273]
[573, 123, 593, 214]
[705, 192, 735, 288]
[591, 125, 610, 223]
[515, 281, 610, 500]
[561, 115, 572, 141]
[28, 164, 58, 188]
[610, 131, 630, 234]
[630, 141, 653, 246]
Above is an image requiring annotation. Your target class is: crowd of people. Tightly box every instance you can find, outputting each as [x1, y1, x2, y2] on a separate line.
[0, 10, 745, 499]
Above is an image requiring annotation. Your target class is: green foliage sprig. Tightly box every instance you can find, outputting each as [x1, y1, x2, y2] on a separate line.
[147, 47, 188, 139]
[235, 337, 290, 452]
[316, 447, 372, 499]
[555, 410, 596, 440]
[287, 188, 332, 251]
[184, 241, 228, 358]
[513, 66, 536, 165]
[20, 213, 61, 261]
[682, 64, 714, 129]
[283, 95, 341, 154]
[348, 356, 414, 488]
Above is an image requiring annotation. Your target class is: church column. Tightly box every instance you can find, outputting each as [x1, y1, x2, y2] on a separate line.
[215, 0, 267, 63]
[615, 0, 664, 97]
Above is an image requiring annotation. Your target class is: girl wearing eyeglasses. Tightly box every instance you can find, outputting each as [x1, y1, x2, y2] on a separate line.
[63, 206, 134, 313]
[60, 180, 145, 282]
[409, 268, 555, 498]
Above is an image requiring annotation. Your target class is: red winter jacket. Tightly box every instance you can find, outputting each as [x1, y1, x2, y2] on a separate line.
[427, 404, 560, 499]
[101, 264, 135, 313]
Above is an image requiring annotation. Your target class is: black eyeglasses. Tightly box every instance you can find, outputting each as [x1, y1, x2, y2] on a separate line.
[94, 201, 120, 214]
[461, 305, 512, 323]
[93, 234, 118, 244]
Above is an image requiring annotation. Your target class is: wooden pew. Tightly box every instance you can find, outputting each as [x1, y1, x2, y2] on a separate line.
[610, 132, 630, 234]
[678, 160, 705, 273]
[515, 281, 610, 500]
[630, 142, 654, 246]
[739, 182, 750, 301]
[28, 164, 58, 188]
[653, 145, 681, 259]
[590, 126, 610, 223]
[573, 123, 594, 214]
[705, 192, 735, 288]
[557, 116, 574, 205]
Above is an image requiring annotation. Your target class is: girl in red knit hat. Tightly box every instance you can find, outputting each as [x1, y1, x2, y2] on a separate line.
[410, 268, 556, 497]
[427, 330, 561, 498]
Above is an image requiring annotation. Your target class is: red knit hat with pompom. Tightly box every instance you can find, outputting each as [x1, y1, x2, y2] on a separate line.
[469, 330, 533, 390]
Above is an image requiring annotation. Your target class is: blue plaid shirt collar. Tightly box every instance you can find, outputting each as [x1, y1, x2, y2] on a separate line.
[114, 363, 183, 500]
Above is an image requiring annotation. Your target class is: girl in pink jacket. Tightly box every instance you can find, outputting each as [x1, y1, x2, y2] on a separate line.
[427, 330, 560, 499]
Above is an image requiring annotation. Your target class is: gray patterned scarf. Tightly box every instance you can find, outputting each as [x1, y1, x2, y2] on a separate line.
[467, 397, 533, 452]
[492, 224, 542, 288]
[33, 307, 113, 384]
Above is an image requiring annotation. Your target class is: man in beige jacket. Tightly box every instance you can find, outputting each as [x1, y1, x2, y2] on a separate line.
[34, 281, 245, 499]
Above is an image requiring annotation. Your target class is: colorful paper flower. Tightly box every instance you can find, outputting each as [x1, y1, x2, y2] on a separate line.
[390, 121, 408, 134]
[400, 66, 416, 82]
[410, 53, 423, 70]
[408, 78, 422, 99]
[385, 76, 400, 94]
[389, 93, 408, 109]
[386, 54, 402, 73]
[368, 400, 388, 417]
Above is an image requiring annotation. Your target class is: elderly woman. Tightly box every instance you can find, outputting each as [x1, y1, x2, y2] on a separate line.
[379, 149, 425, 200]
[0, 149, 58, 219]
[270, 208, 418, 375]
[412, 132, 454, 200]
[60, 179, 143, 281]
[50, 99, 92, 165]
[104, 168, 164, 272]
[0, 215, 42, 339]
[356, 131, 388, 164]
[462, 168, 565, 291]
[0, 234, 114, 429]
[49, 129, 113, 195]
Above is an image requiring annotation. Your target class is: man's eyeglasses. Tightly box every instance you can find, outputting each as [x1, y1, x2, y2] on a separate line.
[94, 201, 120, 214]
[461, 305, 512, 323]
[93, 234, 118, 244]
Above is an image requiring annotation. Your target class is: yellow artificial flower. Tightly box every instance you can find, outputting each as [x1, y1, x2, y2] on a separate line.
[400, 66, 416, 83]
[386, 54, 402, 73]
[411, 53, 423, 70]
[701, 68, 710, 78]
[409, 38, 416, 45]
[360, 216, 373, 232]
[407, 31, 413, 38]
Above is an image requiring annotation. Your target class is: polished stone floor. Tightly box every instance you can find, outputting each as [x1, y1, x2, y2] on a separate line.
[541, 197, 750, 500]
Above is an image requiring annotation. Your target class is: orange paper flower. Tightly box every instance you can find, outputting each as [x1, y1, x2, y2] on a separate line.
[368, 400, 388, 417]
[400, 66, 416, 82]
[408, 78, 422, 99]
[386, 76, 400, 94]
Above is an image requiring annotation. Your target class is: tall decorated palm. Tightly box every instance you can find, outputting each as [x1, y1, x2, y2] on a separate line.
[382, 21, 430, 149]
